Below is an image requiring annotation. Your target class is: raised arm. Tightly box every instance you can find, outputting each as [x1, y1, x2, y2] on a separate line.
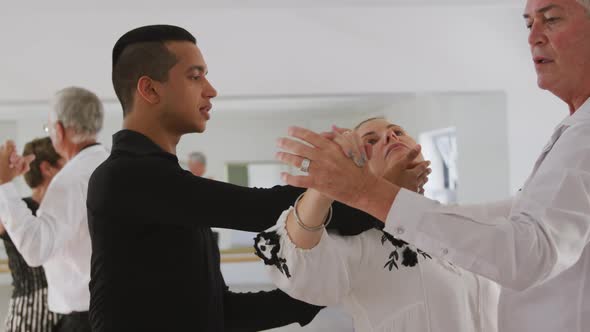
[0, 176, 83, 266]
[89, 154, 377, 233]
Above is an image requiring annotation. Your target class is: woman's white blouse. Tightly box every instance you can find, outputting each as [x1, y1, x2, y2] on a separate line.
[255, 208, 499, 332]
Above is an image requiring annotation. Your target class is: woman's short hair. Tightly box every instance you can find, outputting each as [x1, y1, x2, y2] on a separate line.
[23, 137, 61, 189]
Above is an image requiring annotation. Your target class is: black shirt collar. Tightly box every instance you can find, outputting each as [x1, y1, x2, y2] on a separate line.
[111, 129, 177, 160]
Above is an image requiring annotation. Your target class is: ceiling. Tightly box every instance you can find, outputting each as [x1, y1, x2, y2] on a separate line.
[6, 0, 521, 11]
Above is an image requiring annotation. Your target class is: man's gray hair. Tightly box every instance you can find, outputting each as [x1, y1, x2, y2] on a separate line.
[52, 87, 104, 144]
[188, 152, 207, 165]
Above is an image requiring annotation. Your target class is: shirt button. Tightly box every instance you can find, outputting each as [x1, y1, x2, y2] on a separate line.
[396, 227, 405, 235]
[442, 248, 449, 255]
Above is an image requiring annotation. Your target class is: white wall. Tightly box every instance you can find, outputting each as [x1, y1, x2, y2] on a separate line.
[0, 5, 530, 99]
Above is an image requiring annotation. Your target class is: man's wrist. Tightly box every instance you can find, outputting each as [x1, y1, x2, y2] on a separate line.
[356, 177, 399, 223]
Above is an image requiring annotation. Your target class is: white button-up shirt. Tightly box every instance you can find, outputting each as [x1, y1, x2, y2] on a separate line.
[384, 98, 590, 332]
[0, 145, 108, 314]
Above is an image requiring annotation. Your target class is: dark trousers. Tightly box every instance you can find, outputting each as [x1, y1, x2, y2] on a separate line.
[54, 311, 91, 332]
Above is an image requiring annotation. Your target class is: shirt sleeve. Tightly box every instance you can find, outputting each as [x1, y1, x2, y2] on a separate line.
[383, 124, 590, 291]
[0, 176, 82, 266]
[94, 156, 377, 233]
[223, 287, 323, 331]
[256, 208, 362, 306]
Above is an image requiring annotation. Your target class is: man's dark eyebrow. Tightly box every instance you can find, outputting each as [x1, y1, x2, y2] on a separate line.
[523, 4, 562, 19]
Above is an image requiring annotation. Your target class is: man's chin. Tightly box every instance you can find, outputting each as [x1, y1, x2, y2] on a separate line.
[179, 123, 206, 135]
[536, 75, 556, 91]
[187, 119, 207, 133]
[194, 124, 206, 133]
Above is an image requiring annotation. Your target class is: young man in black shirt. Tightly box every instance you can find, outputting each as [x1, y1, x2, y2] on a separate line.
[87, 25, 375, 331]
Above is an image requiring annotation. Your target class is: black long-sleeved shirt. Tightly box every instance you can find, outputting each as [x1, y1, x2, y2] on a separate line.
[87, 130, 376, 331]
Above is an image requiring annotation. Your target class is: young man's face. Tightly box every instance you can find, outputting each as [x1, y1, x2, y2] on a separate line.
[158, 42, 217, 134]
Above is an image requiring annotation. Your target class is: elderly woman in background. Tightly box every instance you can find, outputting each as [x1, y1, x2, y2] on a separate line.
[0, 137, 64, 332]
[256, 118, 499, 332]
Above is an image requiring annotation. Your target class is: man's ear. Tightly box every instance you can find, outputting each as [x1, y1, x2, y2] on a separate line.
[39, 160, 52, 178]
[136, 76, 161, 105]
[55, 121, 65, 143]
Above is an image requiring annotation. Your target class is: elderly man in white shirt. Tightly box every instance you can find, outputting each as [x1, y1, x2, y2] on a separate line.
[0, 87, 109, 332]
[274, 0, 590, 331]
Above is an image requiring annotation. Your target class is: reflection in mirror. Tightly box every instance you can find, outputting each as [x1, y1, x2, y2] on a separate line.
[420, 127, 458, 204]
[222, 162, 294, 250]
[207, 91, 509, 250]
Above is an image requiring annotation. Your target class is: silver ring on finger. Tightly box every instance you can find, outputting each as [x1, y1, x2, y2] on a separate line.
[300, 158, 311, 173]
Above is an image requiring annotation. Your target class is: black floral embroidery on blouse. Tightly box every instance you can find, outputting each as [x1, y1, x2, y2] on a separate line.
[254, 231, 291, 278]
[381, 231, 431, 271]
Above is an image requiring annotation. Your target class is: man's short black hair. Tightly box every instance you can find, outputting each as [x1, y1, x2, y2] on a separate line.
[112, 25, 197, 116]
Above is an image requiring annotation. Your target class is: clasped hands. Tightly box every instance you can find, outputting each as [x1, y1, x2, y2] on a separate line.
[276, 126, 431, 206]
